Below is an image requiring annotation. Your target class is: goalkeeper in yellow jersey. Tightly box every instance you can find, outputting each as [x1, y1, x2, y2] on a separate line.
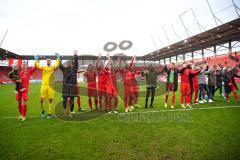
[35, 53, 60, 118]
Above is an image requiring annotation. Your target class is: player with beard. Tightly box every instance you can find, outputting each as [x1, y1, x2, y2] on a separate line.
[35, 53, 60, 119]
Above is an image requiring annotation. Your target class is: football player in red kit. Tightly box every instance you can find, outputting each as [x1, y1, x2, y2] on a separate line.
[129, 57, 141, 109]
[190, 64, 200, 105]
[104, 61, 119, 113]
[14, 62, 36, 121]
[224, 66, 240, 102]
[179, 63, 201, 108]
[163, 62, 179, 109]
[96, 56, 107, 111]
[120, 56, 137, 112]
[84, 65, 98, 111]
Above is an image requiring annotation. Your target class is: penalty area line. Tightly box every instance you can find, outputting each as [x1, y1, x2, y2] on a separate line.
[1, 106, 240, 120]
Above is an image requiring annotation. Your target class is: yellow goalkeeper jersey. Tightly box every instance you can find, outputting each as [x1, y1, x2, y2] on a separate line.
[35, 59, 60, 85]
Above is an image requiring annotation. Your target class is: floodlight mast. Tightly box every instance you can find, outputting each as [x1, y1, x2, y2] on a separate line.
[0, 29, 8, 48]
[206, 0, 223, 27]
[170, 23, 181, 41]
[231, 0, 240, 17]
[179, 10, 191, 38]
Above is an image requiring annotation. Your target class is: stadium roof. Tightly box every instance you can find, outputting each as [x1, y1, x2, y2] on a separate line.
[0, 48, 22, 59]
[143, 18, 240, 61]
[0, 48, 144, 61]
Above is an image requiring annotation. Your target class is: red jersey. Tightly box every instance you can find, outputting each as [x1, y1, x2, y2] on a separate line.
[85, 71, 97, 88]
[120, 69, 132, 86]
[111, 69, 118, 88]
[85, 71, 97, 83]
[228, 71, 233, 84]
[104, 69, 112, 86]
[19, 67, 36, 91]
[191, 70, 199, 85]
[97, 69, 105, 85]
[180, 68, 200, 84]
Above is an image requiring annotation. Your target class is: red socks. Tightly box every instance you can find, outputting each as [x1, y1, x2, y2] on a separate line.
[165, 94, 169, 103]
[22, 104, 27, 117]
[171, 94, 175, 106]
[77, 96, 81, 108]
[88, 98, 92, 110]
[18, 102, 22, 116]
[233, 91, 239, 101]
[226, 94, 229, 101]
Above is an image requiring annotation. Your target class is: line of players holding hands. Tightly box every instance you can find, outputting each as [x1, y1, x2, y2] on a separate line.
[8, 50, 240, 121]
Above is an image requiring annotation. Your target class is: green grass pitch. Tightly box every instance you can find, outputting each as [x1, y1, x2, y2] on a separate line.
[0, 83, 240, 160]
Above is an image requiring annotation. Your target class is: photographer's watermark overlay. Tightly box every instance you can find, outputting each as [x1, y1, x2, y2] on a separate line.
[54, 99, 192, 122]
[118, 110, 192, 122]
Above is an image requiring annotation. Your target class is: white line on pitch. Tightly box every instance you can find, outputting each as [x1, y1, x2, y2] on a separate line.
[1, 106, 240, 119]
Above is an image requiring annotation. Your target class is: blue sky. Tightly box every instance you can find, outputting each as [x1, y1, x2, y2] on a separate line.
[0, 0, 239, 56]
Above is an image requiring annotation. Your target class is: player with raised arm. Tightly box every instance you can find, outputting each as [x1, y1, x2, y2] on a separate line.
[119, 56, 135, 112]
[12, 62, 36, 121]
[163, 62, 179, 109]
[105, 56, 120, 113]
[129, 56, 141, 109]
[96, 54, 107, 111]
[222, 65, 240, 102]
[83, 64, 98, 111]
[59, 50, 79, 117]
[190, 63, 201, 105]
[179, 63, 201, 108]
[198, 63, 214, 104]
[35, 53, 60, 119]
[141, 64, 158, 108]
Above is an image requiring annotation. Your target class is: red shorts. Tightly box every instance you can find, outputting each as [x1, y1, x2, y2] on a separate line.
[16, 90, 28, 101]
[181, 83, 191, 95]
[98, 83, 106, 96]
[192, 83, 199, 92]
[88, 83, 97, 97]
[166, 82, 174, 92]
[129, 85, 139, 96]
[106, 85, 118, 97]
